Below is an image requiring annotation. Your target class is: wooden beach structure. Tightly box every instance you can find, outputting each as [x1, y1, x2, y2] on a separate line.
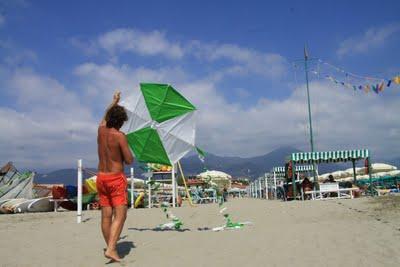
[287, 149, 373, 198]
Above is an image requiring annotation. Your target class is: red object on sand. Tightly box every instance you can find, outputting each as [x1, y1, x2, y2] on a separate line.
[52, 186, 67, 199]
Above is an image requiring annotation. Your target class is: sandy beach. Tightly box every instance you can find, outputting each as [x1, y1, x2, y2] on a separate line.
[0, 197, 399, 267]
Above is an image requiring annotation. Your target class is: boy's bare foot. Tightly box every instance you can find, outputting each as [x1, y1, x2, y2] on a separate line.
[104, 248, 121, 262]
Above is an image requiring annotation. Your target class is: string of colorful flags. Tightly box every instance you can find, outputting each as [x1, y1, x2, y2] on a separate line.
[321, 74, 399, 94]
[295, 59, 400, 94]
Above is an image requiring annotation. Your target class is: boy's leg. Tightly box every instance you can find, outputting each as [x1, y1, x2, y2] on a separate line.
[105, 205, 127, 261]
[101, 206, 113, 245]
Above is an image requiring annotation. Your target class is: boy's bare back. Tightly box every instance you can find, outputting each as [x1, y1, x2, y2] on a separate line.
[97, 126, 132, 173]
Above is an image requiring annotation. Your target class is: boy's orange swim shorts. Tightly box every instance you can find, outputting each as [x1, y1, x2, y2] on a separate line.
[96, 172, 128, 207]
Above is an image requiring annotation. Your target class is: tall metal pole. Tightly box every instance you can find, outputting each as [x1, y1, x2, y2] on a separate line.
[304, 46, 315, 153]
[304, 46, 317, 186]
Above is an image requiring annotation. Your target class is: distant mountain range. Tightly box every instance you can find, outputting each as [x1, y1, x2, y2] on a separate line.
[34, 146, 399, 184]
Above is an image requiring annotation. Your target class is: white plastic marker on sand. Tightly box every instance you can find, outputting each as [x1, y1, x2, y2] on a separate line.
[130, 167, 135, 209]
[77, 159, 82, 224]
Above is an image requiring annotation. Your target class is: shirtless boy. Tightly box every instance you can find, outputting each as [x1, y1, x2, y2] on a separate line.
[97, 91, 133, 262]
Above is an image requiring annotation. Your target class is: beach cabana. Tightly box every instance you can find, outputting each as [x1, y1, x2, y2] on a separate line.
[270, 165, 314, 199]
[288, 149, 372, 197]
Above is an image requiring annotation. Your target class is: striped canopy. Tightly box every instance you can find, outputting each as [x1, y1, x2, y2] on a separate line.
[272, 167, 285, 173]
[272, 165, 314, 174]
[291, 149, 369, 164]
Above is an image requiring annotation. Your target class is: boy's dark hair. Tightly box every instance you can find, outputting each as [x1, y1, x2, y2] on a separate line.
[106, 105, 128, 129]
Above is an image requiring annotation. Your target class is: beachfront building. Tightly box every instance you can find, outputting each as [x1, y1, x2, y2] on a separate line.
[197, 170, 232, 190]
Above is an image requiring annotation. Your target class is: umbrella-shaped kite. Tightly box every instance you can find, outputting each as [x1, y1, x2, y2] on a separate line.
[121, 83, 197, 166]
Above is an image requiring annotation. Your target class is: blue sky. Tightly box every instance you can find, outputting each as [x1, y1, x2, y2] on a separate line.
[0, 0, 399, 170]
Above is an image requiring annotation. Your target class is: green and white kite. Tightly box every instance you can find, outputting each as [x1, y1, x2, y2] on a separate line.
[212, 198, 252, 232]
[121, 83, 197, 166]
[157, 202, 184, 230]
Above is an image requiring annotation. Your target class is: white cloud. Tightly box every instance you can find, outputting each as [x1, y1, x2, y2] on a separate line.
[337, 23, 400, 57]
[74, 28, 288, 79]
[1, 59, 398, 170]
[189, 42, 288, 79]
[186, 81, 400, 158]
[73, 63, 187, 106]
[0, 39, 37, 66]
[1, 26, 398, 170]
[76, 62, 400, 160]
[0, 68, 98, 169]
[95, 28, 184, 59]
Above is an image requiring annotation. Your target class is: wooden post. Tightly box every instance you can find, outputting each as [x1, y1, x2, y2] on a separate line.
[352, 159, 357, 184]
[177, 161, 194, 207]
[77, 159, 82, 224]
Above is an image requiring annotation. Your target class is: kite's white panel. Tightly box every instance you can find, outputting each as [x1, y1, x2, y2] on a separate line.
[121, 89, 152, 133]
[157, 112, 196, 145]
[157, 112, 196, 164]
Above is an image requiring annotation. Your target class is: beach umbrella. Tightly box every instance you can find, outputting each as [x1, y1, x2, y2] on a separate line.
[121, 83, 197, 166]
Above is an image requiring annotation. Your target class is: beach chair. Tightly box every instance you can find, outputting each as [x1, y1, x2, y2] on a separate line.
[304, 183, 357, 200]
[190, 187, 216, 204]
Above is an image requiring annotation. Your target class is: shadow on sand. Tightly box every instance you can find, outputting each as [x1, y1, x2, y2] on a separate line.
[128, 227, 190, 232]
[197, 227, 212, 231]
[117, 241, 135, 258]
[105, 241, 135, 265]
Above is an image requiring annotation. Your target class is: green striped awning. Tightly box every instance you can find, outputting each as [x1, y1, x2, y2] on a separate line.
[272, 167, 286, 173]
[272, 165, 314, 174]
[291, 149, 369, 164]
[295, 165, 314, 172]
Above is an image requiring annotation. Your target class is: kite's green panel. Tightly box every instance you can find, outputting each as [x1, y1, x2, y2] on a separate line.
[140, 83, 196, 123]
[126, 127, 171, 166]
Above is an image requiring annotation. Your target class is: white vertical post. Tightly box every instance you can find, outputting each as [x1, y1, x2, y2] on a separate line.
[255, 181, 258, 198]
[258, 179, 262, 199]
[77, 159, 82, 224]
[130, 167, 134, 209]
[148, 174, 152, 209]
[274, 171, 277, 199]
[265, 174, 269, 200]
[249, 184, 251, 197]
[172, 163, 176, 207]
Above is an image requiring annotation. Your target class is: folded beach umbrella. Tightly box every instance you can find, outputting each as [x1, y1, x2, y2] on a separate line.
[121, 83, 197, 166]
